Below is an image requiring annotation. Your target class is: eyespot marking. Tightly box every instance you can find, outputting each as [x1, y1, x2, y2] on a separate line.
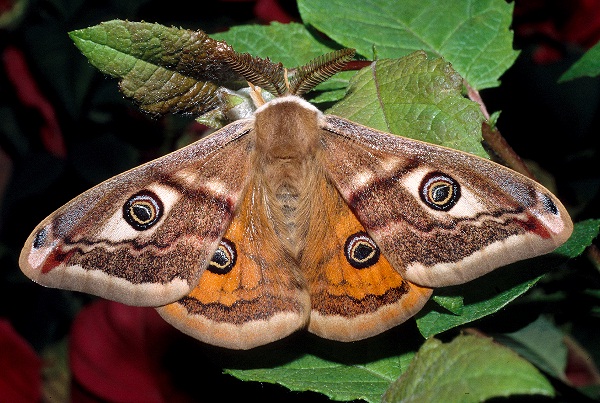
[208, 238, 236, 274]
[123, 190, 164, 231]
[33, 227, 48, 249]
[420, 172, 460, 211]
[344, 232, 380, 269]
[541, 193, 559, 215]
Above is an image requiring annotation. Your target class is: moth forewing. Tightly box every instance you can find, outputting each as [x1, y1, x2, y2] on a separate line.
[319, 114, 573, 287]
[19, 120, 255, 307]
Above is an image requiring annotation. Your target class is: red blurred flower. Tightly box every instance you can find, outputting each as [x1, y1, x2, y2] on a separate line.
[254, 0, 294, 23]
[564, 336, 600, 388]
[515, 0, 600, 63]
[0, 0, 13, 13]
[70, 300, 192, 403]
[0, 319, 42, 403]
[220, 0, 295, 23]
[2, 46, 66, 158]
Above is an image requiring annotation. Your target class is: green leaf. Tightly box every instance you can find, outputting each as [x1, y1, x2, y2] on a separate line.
[382, 335, 554, 402]
[327, 51, 487, 157]
[68, 20, 245, 121]
[416, 220, 598, 337]
[488, 110, 501, 128]
[431, 294, 464, 315]
[227, 354, 408, 402]
[224, 333, 418, 403]
[493, 316, 568, 381]
[298, 0, 519, 90]
[213, 22, 341, 68]
[559, 40, 600, 82]
[416, 265, 540, 338]
[554, 218, 600, 258]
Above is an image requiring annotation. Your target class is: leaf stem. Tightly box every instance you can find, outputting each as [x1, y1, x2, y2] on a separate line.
[466, 81, 535, 179]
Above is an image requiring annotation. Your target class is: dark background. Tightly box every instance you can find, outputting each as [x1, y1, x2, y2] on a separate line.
[0, 0, 599, 401]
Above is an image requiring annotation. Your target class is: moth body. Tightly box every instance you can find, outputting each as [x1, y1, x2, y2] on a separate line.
[20, 94, 573, 349]
[252, 97, 322, 258]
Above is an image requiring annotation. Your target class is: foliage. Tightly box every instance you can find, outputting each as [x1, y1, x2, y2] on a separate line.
[559, 41, 600, 82]
[382, 335, 554, 402]
[1, 0, 599, 402]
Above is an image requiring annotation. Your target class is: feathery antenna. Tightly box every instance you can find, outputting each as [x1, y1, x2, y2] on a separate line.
[288, 48, 356, 96]
[223, 52, 288, 96]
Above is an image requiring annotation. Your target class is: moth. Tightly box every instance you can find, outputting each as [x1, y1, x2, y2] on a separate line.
[20, 37, 573, 349]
